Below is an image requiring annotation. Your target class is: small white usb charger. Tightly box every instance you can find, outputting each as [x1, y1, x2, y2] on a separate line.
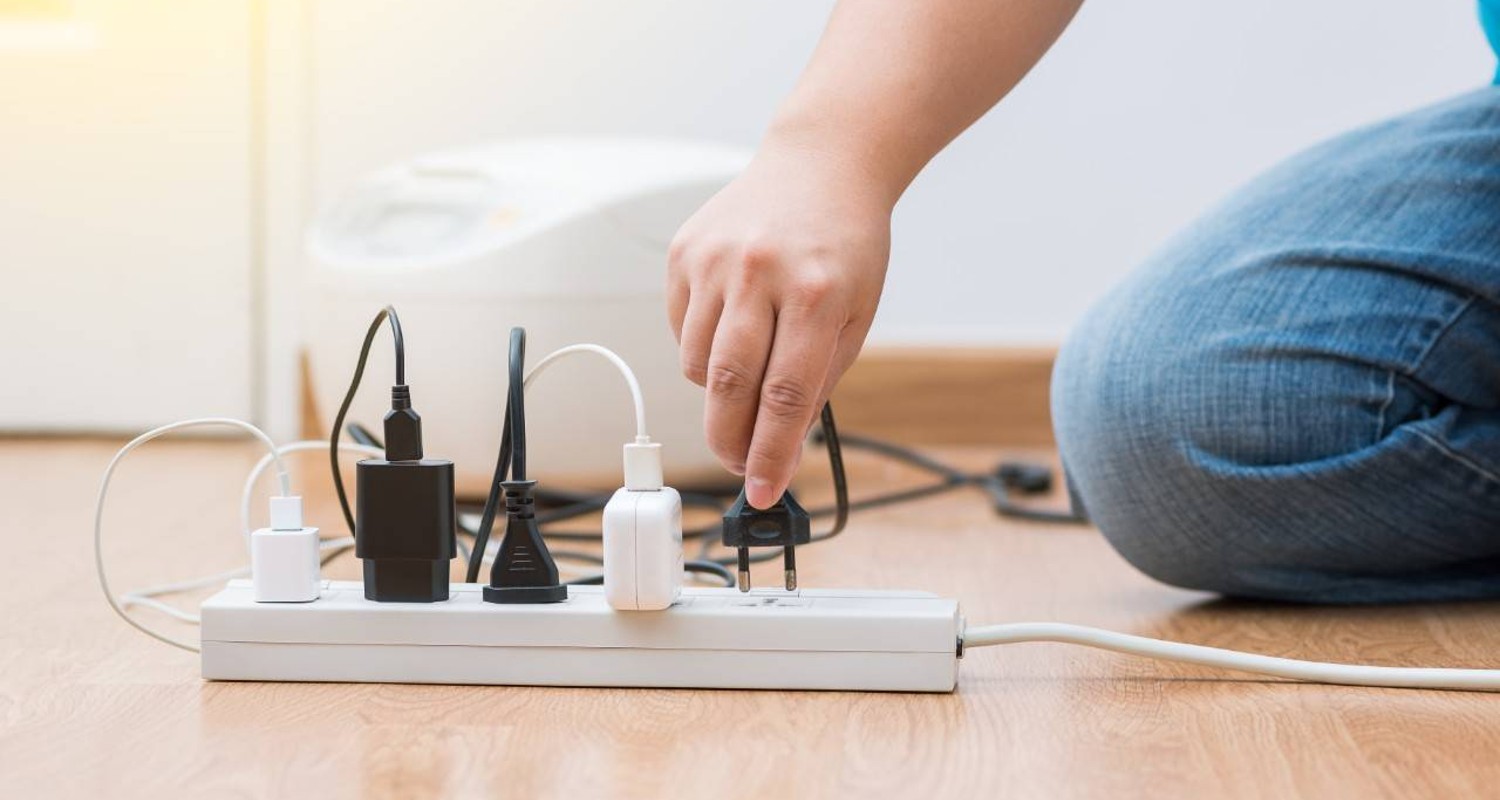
[603, 437, 683, 611]
[250, 495, 322, 603]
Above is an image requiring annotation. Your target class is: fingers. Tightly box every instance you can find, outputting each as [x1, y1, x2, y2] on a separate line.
[743, 303, 840, 508]
[813, 314, 873, 413]
[703, 299, 776, 476]
[666, 276, 690, 342]
[677, 293, 723, 386]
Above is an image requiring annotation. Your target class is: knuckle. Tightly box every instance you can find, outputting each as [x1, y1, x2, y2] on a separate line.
[788, 272, 837, 307]
[740, 239, 780, 272]
[681, 355, 707, 386]
[667, 232, 693, 268]
[706, 361, 758, 400]
[760, 377, 815, 420]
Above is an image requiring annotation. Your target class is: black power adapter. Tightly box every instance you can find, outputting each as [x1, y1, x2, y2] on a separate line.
[354, 386, 456, 603]
[329, 307, 457, 604]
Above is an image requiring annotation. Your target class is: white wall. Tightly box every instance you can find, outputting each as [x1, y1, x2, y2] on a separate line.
[0, 1, 258, 430]
[888, 1, 1494, 343]
[312, 0, 1492, 345]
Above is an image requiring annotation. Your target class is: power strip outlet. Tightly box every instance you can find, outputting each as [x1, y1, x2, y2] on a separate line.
[201, 580, 962, 692]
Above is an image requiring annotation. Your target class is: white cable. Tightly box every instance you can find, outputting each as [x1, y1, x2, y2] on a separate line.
[963, 622, 1500, 692]
[525, 344, 647, 439]
[119, 565, 251, 622]
[240, 440, 383, 543]
[95, 418, 291, 653]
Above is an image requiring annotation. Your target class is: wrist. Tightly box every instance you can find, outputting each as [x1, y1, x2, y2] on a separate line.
[760, 111, 912, 211]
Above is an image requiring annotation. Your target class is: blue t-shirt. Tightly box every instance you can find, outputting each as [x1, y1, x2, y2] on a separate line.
[1484, 0, 1500, 80]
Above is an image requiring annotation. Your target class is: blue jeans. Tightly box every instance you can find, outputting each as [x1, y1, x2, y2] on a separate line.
[1052, 87, 1500, 603]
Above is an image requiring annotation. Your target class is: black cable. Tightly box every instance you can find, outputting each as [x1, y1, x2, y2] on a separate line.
[346, 422, 381, 448]
[981, 478, 1087, 523]
[508, 327, 527, 481]
[809, 402, 849, 543]
[464, 327, 526, 583]
[465, 400, 513, 583]
[330, 305, 405, 536]
[387, 309, 406, 386]
[815, 428, 965, 479]
[812, 427, 1087, 524]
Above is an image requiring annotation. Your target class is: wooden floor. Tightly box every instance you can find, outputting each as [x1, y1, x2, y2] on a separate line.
[3, 437, 1500, 799]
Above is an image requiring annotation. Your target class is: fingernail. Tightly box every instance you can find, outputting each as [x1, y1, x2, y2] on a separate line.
[746, 477, 777, 509]
[727, 462, 746, 477]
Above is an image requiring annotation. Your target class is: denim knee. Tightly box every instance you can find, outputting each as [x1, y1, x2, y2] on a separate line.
[1051, 295, 1249, 595]
[1051, 85, 1500, 603]
[1049, 271, 1414, 599]
[1051, 266, 1500, 603]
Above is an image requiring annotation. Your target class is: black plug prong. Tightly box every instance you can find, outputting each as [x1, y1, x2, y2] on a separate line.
[737, 546, 751, 592]
[783, 545, 797, 591]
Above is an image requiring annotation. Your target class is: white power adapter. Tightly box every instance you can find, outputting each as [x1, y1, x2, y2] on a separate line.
[249, 496, 321, 603]
[602, 439, 683, 610]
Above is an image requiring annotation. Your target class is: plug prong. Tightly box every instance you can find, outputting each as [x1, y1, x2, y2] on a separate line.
[783, 545, 797, 591]
[737, 546, 751, 592]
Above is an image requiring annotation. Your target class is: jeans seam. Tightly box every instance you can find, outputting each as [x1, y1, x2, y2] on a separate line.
[1374, 370, 1396, 442]
[1409, 427, 1500, 488]
[1404, 294, 1477, 379]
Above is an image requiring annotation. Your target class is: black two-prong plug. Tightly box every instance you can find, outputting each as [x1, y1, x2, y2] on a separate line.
[483, 480, 568, 604]
[721, 489, 810, 592]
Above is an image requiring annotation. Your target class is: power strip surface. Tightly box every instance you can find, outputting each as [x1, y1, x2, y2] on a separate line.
[201, 580, 962, 692]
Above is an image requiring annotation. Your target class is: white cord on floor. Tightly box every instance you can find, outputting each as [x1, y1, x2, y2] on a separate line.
[118, 565, 252, 623]
[526, 344, 647, 439]
[99, 429, 384, 649]
[95, 418, 291, 653]
[963, 622, 1500, 692]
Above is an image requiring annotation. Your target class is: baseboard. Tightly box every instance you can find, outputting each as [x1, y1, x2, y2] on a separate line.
[832, 347, 1056, 446]
[301, 346, 1058, 447]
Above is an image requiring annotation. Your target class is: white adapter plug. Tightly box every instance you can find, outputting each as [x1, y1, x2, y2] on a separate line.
[603, 487, 683, 610]
[249, 495, 321, 603]
[603, 453, 684, 612]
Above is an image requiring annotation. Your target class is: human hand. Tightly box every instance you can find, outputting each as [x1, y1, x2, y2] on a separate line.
[667, 139, 893, 508]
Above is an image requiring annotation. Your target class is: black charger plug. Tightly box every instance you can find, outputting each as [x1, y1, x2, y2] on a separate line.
[354, 385, 456, 602]
[722, 489, 811, 592]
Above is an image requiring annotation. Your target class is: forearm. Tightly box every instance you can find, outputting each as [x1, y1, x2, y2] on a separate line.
[767, 0, 1084, 205]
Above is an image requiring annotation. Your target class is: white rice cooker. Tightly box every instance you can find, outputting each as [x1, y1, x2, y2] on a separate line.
[305, 138, 750, 494]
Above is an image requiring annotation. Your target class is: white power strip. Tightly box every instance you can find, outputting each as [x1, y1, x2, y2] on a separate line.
[201, 580, 963, 692]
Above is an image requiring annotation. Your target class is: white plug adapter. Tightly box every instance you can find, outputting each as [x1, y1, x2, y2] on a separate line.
[250, 495, 321, 603]
[602, 486, 683, 611]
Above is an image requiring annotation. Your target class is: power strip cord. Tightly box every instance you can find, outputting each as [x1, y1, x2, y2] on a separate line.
[962, 622, 1500, 691]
